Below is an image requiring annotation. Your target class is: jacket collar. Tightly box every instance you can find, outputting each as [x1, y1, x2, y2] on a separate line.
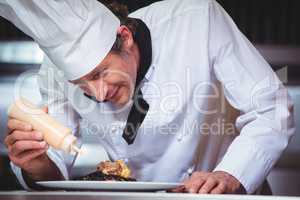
[131, 18, 153, 89]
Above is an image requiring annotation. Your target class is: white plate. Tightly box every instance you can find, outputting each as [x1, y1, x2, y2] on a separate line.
[36, 181, 182, 191]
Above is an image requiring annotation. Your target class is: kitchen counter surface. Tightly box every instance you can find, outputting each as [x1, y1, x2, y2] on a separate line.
[0, 191, 300, 200]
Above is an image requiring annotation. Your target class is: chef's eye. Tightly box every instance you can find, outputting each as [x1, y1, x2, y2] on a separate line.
[91, 68, 108, 80]
[92, 72, 100, 80]
[101, 69, 109, 77]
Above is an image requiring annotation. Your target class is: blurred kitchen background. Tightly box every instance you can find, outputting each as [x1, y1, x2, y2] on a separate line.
[0, 0, 300, 195]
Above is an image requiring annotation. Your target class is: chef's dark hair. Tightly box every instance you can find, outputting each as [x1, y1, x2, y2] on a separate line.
[98, 0, 138, 53]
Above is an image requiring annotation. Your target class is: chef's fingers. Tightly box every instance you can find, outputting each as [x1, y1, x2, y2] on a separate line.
[41, 106, 48, 113]
[18, 148, 47, 164]
[10, 149, 47, 168]
[10, 140, 47, 156]
[167, 185, 186, 193]
[5, 130, 43, 147]
[198, 177, 218, 194]
[190, 171, 209, 179]
[185, 178, 206, 194]
[7, 119, 32, 132]
[210, 182, 227, 194]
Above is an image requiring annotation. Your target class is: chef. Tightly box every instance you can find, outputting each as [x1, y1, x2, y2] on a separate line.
[1, 0, 294, 194]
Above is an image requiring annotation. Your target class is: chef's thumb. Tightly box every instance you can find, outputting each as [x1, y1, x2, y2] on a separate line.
[41, 106, 48, 113]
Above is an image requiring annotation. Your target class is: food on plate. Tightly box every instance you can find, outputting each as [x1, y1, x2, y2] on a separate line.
[75, 160, 136, 181]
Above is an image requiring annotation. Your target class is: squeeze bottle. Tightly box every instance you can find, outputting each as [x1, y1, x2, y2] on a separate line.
[7, 98, 81, 154]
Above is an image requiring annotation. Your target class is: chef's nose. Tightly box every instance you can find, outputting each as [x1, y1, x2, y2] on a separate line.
[89, 79, 108, 102]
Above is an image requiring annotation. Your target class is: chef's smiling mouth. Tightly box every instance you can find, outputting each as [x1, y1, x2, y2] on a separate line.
[107, 86, 119, 100]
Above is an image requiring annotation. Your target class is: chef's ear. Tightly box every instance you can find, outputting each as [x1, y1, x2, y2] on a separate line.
[117, 25, 134, 50]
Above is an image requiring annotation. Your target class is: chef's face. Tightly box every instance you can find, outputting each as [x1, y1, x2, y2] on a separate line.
[70, 26, 140, 106]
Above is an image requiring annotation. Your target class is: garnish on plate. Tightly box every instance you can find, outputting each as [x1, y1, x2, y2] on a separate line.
[75, 160, 136, 181]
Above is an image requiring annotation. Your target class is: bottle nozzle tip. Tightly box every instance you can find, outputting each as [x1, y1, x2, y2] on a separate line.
[71, 145, 82, 154]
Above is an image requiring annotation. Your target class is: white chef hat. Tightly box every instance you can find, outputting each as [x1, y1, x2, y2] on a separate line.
[41, 1, 120, 81]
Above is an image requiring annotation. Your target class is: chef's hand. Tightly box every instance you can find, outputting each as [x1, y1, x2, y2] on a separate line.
[172, 171, 246, 194]
[5, 107, 49, 171]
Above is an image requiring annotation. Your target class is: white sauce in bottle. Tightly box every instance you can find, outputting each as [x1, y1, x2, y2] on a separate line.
[7, 98, 81, 154]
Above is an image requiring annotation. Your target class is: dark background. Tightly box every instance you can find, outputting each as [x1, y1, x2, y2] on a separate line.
[0, 0, 299, 45]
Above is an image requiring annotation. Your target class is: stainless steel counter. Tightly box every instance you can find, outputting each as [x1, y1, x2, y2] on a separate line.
[0, 192, 300, 200]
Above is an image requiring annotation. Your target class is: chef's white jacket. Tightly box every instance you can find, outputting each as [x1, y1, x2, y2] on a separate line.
[1, 0, 295, 194]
